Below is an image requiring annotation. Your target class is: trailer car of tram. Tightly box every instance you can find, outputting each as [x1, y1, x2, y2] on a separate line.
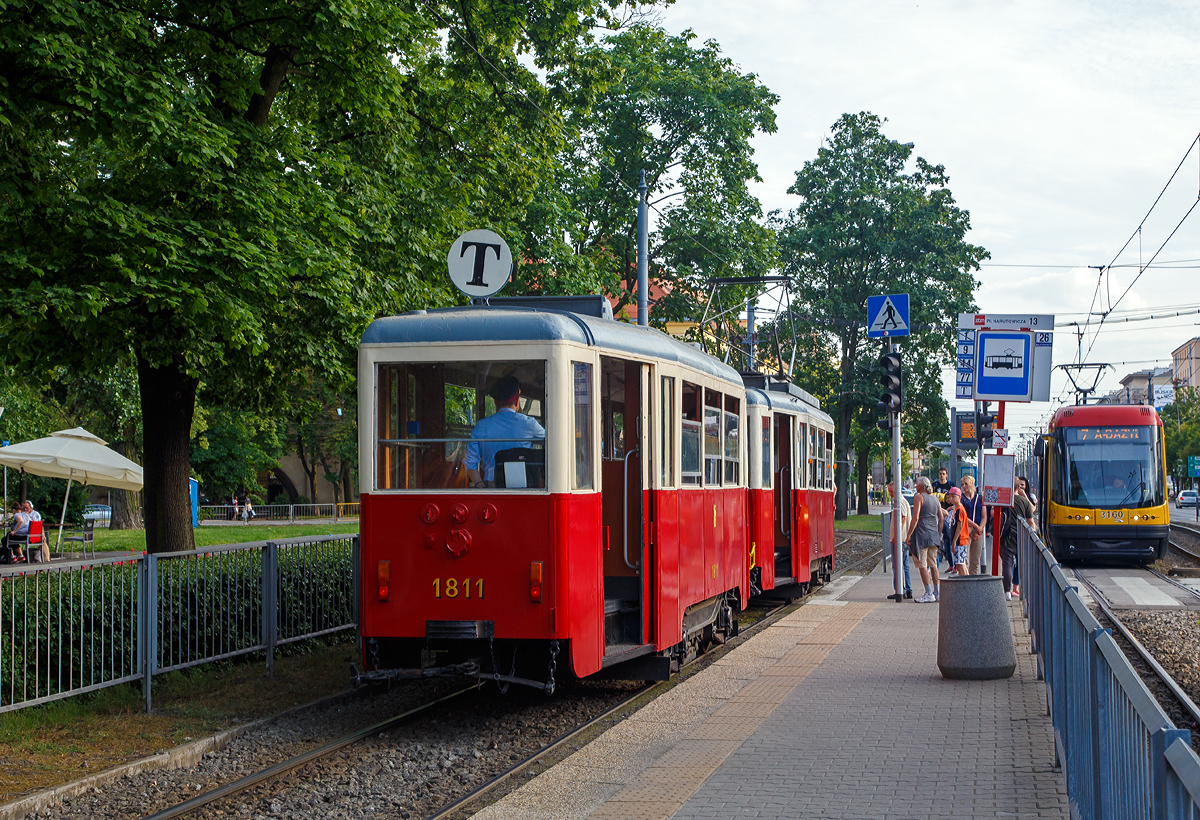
[355, 297, 836, 692]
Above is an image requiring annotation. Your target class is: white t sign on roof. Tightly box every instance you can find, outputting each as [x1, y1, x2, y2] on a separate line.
[447, 229, 513, 298]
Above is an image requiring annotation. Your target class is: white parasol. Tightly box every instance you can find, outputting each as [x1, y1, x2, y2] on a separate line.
[0, 427, 144, 551]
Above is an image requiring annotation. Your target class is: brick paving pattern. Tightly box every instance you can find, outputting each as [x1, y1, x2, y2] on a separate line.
[470, 566, 1068, 820]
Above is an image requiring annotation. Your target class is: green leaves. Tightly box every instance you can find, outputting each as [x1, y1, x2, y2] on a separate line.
[776, 112, 988, 515]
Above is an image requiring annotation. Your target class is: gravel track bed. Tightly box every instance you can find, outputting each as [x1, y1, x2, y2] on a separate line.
[30, 536, 875, 820]
[1167, 524, 1200, 568]
[835, 532, 881, 573]
[1095, 610, 1200, 754]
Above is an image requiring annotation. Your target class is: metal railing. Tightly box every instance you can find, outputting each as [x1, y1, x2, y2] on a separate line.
[0, 535, 358, 714]
[198, 503, 360, 523]
[1018, 521, 1200, 818]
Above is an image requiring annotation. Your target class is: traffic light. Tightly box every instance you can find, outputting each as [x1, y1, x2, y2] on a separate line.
[878, 352, 903, 413]
[977, 402, 996, 448]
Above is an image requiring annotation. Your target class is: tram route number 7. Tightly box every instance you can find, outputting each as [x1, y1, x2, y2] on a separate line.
[433, 578, 485, 599]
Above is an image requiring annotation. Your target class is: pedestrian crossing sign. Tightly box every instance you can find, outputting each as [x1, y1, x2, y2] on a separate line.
[867, 294, 910, 338]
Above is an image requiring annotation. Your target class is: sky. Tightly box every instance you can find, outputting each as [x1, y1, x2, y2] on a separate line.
[660, 0, 1200, 443]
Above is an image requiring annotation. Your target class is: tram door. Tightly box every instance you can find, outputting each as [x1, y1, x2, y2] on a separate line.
[773, 414, 795, 583]
[600, 357, 649, 652]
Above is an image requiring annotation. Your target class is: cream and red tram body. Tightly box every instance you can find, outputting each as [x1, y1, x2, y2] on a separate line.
[357, 298, 837, 691]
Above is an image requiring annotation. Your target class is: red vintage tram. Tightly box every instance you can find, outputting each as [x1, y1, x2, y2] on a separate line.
[356, 296, 836, 692]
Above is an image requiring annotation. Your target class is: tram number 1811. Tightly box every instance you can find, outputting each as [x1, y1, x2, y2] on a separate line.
[433, 578, 485, 599]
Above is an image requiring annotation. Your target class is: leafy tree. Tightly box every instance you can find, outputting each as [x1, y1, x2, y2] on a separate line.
[287, 375, 357, 505]
[191, 406, 286, 506]
[1162, 388, 1200, 489]
[776, 112, 987, 519]
[57, 364, 143, 529]
[0, 0, 642, 551]
[516, 26, 779, 323]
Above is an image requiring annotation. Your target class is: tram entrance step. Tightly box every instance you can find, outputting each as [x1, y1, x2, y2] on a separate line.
[604, 598, 640, 646]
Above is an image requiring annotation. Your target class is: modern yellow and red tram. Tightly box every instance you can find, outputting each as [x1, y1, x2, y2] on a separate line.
[1037, 403, 1170, 564]
[355, 296, 836, 692]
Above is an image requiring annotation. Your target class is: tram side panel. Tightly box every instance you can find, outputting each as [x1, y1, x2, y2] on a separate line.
[556, 493, 604, 677]
[748, 487, 775, 589]
[721, 488, 748, 605]
[652, 488, 683, 652]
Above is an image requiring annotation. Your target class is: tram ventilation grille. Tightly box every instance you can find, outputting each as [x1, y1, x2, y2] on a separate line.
[426, 620, 495, 640]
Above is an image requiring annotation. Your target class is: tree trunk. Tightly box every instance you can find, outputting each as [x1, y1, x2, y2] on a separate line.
[137, 355, 198, 553]
[109, 423, 142, 530]
[834, 399, 852, 520]
[856, 443, 870, 515]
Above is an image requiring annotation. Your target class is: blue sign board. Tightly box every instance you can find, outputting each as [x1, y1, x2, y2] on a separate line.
[867, 294, 910, 338]
[974, 331, 1033, 401]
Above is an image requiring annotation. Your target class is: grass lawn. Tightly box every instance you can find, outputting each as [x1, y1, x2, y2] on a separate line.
[0, 635, 357, 803]
[91, 522, 360, 553]
[835, 514, 881, 532]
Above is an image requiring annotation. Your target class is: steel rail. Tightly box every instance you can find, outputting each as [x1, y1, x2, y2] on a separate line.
[1072, 571, 1200, 731]
[146, 537, 879, 820]
[1169, 522, 1200, 562]
[140, 686, 476, 820]
[424, 538, 880, 820]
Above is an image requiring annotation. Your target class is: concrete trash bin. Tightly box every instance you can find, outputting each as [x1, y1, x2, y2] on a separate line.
[937, 575, 1017, 680]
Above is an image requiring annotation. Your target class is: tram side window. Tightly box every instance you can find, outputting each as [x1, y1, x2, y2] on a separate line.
[825, 430, 834, 489]
[661, 376, 676, 488]
[796, 422, 807, 489]
[809, 426, 818, 487]
[704, 389, 723, 485]
[573, 362, 593, 490]
[761, 417, 771, 489]
[681, 382, 702, 486]
[376, 360, 546, 491]
[724, 395, 740, 484]
[601, 358, 627, 461]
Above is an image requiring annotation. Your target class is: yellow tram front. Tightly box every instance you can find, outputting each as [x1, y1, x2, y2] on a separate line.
[1040, 404, 1169, 564]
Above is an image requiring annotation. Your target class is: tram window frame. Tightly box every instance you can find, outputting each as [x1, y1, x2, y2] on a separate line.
[681, 381, 702, 486]
[761, 416, 772, 489]
[796, 422, 807, 489]
[824, 430, 834, 489]
[572, 361, 594, 490]
[704, 389, 723, 486]
[660, 376, 676, 488]
[724, 394, 740, 485]
[375, 360, 547, 492]
[809, 425, 818, 487]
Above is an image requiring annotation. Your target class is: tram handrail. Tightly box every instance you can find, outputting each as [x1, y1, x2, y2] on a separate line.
[1018, 520, 1200, 818]
[623, 448, 641, 570]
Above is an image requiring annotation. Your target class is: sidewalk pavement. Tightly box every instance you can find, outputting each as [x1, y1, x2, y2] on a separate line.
[472, 562, 1068, 820]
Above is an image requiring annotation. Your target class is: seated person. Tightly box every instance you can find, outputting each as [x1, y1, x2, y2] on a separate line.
[2, 502, 28, 563]
[464, 375, 545, 488]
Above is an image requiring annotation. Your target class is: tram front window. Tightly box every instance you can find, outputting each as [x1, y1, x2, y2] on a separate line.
[376, 361, 547, 490]
[1057, 425, 1163, 509]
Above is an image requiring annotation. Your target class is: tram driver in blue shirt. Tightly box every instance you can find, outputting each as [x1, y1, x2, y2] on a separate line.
[464, 375, 546, 488]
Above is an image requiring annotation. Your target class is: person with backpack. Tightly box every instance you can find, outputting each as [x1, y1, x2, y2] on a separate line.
[945, 488, 971, 576]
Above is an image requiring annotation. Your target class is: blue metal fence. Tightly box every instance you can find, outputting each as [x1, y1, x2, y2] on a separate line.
[0, 535, 358, 714]
[1018, 521, 1200, 818]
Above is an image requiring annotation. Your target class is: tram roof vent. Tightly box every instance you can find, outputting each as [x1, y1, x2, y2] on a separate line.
[480, 295, 614, 320]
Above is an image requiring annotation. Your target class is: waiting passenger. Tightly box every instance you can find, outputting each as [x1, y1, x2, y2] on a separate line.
[906, 477, 943, 603]
[465, 376, 545, 488]
[2, 502, 27, 563]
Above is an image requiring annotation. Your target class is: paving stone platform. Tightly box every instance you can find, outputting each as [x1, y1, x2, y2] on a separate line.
[472, 563, 1068, 820]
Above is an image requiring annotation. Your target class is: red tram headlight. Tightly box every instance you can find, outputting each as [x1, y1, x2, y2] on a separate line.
[530, 561, 543, 603]
[377, 560, 391, 602]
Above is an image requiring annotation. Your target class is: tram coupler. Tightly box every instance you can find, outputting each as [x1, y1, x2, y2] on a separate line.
[351, 661, 482, 690]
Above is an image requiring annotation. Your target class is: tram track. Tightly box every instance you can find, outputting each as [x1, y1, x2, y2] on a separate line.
[1071, 571, 1200, 742]
[133, 536, 878, 820]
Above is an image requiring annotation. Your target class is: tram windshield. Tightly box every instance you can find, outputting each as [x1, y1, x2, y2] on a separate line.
[1055, 425, 1163, 509]
[376, 360, 547, 490]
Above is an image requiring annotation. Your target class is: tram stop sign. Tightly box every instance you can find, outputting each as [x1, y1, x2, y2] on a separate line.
[447, 229, 513, 298]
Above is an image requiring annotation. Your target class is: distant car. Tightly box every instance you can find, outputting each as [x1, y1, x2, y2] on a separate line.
[901, 488, 916, 505]
[83, 504, 112, 521]
[1176, 490, 1198, 509]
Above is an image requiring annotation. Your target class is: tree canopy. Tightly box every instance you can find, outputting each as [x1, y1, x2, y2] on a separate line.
[0, 0, 648, 550]
[776, 112, 987, 517]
